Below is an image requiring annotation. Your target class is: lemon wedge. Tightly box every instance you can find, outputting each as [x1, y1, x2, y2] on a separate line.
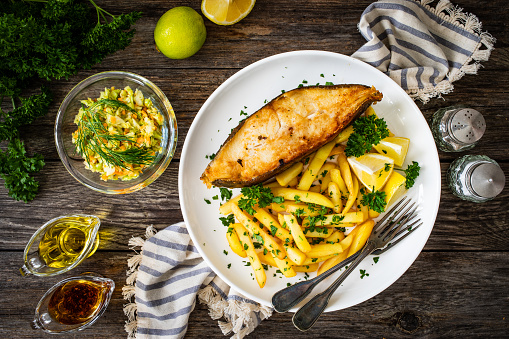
[382, 171, 406, 205]
[347, 153, 394, 191]
[201, 0, 256, 25]
[373, 137, 410, 167]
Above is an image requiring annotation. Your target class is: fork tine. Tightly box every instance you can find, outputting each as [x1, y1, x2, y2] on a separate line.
[382, 203, 418, 241]
[379, 202, 416, 238]
[391, 218, 421, 239]
[374, 197, 409, 233]
[372, 221, 422, 255]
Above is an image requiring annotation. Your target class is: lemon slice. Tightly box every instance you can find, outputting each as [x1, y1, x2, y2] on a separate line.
[382, 171, 406, 205]
[347, 153, 394, 191]
[201, 0, 256, 25]
[373, 137, 410, 167]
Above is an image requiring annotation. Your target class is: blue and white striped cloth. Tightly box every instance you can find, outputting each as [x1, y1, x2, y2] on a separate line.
[123, 223, 272, 339]
[352, 0, 494, 103]
[122, 1, 494, 338]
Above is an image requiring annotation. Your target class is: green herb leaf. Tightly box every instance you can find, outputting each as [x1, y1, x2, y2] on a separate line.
[219, 187, 233, 201]
[360, 189, 387, 213]
[219, 214, 235, 227]
[403, 161, 420, 189]
[345, 115, 390, 157]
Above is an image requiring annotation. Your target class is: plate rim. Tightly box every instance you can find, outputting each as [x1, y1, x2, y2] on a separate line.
[179, 50, 441, 311]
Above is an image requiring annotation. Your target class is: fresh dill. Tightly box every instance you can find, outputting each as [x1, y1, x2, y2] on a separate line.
[74, 99, 156, 170]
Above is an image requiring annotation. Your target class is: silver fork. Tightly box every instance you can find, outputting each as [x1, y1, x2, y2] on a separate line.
[271, 197, 421, 315]
[289, 197, 419, 331]
[271, 197, 421, 328]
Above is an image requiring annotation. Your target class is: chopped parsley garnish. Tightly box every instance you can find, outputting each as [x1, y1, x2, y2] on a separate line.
[212, 195, 219, 200]
[238, 184, 282, 215]
[345, 115, 390, 157]
[240, 110, 247, 116]
[294, 195, 301, 203]
[204, 199, 211, 204]
[243, 243, 249, 250]
[293, 208, 306, 218]
[253, 242, 263, 249]
[403, 161, 420, 189]
[304, 205, 328, 229]
[273, 196, 284, 203]
[253, 234, 264, 244]
[384, 163, 392, 172]
[360, 269, 369, 279]
[320, 74, 324, 77]
[205, 153, 216, 160]
[223, 250, 228, 255]
[331, 215, 345, 225]
[219, 214, 235, 227]
[360, 189, 387, 213]
[227, 263, 231, 269]
[270, 225, 278, 236]
[219, 187, 233, 201]
[325, 81, 334, 86]
[373, 257, 379, 264]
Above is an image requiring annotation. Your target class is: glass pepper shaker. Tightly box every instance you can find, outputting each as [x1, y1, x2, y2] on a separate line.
[431, 105, 486, 152]
[447, 155, 505, 202]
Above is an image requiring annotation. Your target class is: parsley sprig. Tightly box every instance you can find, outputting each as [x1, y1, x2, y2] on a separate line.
[360, 188, 387, 213]
[402, 161, 420, 189]
[237, 184, 283, 215]
[345, 115, 390, 157]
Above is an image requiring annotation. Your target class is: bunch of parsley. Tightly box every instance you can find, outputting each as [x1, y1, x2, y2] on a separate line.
[0, 0, 141, 202]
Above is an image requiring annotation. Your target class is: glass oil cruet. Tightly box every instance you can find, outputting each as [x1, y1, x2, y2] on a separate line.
[32, 273, 115, 334]
[20, 214, 100, 277]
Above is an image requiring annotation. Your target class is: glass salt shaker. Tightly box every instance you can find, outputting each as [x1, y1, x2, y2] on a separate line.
[447, 155, 505, 202]
[431, 105, 486, 152]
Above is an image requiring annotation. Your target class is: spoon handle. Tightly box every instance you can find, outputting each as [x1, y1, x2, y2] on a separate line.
[271, 251, 360, 313]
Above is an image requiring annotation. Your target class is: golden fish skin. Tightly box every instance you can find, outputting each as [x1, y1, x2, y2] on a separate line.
[201, 84, 383, 188]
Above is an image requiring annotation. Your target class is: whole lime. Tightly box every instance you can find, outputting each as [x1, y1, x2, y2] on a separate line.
[154, 6, 207, 59]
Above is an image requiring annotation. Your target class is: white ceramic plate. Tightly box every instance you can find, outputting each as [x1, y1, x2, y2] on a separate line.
[179, 50, 441, 311]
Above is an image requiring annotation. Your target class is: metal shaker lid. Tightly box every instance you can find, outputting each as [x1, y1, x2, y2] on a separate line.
[470, 163, 505, 198]
[448, 108, 486, 144]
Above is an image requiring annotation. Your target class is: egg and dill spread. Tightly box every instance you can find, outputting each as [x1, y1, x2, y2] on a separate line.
[72, 86, 163, 181]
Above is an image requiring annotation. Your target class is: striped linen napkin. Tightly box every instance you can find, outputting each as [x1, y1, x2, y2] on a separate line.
[122, 1, 494, 338]
[351, 0, 494, 103]
[123, 223, 272, 339]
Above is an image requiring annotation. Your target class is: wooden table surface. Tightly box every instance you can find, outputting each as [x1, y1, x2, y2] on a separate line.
[1, 0, 508, 338]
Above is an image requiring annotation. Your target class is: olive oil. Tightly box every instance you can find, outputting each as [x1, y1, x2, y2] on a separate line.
[48, 279, 106, 325]
[38, 218, 99, 268]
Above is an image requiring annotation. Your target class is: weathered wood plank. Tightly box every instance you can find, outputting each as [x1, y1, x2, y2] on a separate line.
[0, 251, 507, 338]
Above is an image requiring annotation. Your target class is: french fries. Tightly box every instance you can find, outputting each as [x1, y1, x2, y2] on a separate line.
[297, 141, 335, 191]
[231, 204, 286, 260]
[276, 162, 304, 187]
[215, 105, 414, 288]
[226, 224, 247, 258]
[233, 223, 266, 288]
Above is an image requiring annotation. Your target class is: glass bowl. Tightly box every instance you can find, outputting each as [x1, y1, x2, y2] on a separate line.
[55, 71, 178, 194]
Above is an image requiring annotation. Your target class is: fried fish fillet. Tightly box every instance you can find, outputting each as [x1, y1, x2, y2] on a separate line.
[201, 84, 383, 188]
